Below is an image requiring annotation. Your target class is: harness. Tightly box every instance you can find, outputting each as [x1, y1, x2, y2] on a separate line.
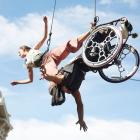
[25, 49, 43, 68]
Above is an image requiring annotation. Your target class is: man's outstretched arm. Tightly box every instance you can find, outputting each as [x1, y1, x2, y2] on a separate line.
[72, 90, 88, 132]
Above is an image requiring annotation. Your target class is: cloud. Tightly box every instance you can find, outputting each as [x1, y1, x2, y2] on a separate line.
[0, 5, 139, 57]
[0, 5, 120, 57]
[7, 116, 140, 140]
[99, 0, 139, 7]
[0, 6, 87, 57]
[0, 14, 43, 56]
[100, 0, 112, 5]
[122, 0, 140, 7]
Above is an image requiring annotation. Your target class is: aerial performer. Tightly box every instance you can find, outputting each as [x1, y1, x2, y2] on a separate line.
[11, 16, 94, 131]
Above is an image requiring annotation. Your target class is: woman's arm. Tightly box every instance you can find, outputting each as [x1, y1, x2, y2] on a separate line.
[11, 67, 33, 86]
[72, 91, 88, 132]
[34, 16, 48, 50]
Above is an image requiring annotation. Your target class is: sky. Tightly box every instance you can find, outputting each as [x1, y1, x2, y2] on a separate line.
[0, 0, 140, 139]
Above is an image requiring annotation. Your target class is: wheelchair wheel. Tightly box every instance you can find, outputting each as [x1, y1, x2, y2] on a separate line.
[82, 25, 123, 68]
[98, 44, 140, 83]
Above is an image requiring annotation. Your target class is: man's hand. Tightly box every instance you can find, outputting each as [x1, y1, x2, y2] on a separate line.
[76, 120, 88, 132]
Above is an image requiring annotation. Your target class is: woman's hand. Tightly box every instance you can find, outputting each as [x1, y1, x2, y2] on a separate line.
[43, 16, 48, 24]
[11, 81, 19, 86]
[34, 16, 48, 50]
[76, 120, 88, 132]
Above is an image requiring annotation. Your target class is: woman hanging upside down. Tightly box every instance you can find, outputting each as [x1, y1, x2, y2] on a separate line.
[11, 16, 91, 131]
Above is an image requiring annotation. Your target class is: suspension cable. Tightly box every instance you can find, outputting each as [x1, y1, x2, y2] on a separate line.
[130, 78, 140, 82]
[46, 0, 57, 52]
[93, 0, 99, 26]
[94, 0, 96, 19]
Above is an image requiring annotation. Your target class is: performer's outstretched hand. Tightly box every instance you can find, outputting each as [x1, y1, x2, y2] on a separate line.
[11, 81, 18, 86]
[76, 120, 88, 132]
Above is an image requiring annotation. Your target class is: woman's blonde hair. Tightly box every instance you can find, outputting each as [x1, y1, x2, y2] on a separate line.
[20, 45, 31, 52]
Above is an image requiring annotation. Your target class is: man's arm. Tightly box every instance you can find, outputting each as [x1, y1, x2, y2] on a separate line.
[11, 67, 33, 86]
[34, 16, 48, 50]
[72, 90, 88, 132]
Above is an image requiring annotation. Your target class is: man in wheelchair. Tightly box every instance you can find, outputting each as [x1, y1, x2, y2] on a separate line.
[41, 17, 135, 131]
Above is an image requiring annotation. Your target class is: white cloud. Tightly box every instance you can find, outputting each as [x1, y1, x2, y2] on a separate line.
[0, 13, 57, 56]
[0, 5, 139, 57]
[0, 5, 107, 57]
[0, 6, 85, 57]
[7, 116, 140, 140]
[0, 14, 43, 56]
[100, 0, 112, 5]
[122, 0, 140, 7]
[99, 0, 139, 7]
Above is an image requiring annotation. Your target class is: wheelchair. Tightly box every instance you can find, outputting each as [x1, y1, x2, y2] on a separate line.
[82, 17, 139, 83]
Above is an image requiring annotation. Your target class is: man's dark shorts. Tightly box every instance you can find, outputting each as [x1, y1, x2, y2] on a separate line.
[60, 60, 86, 93]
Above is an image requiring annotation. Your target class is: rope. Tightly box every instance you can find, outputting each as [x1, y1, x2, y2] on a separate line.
[94, 0, 96, 19]
[46, 0, 57, 52]
[130, 78, 140, 82]
[93, 0, 99, 26]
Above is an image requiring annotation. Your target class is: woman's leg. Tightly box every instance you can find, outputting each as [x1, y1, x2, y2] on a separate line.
[77, 32, 90, 43]
[41, 32, 90, 83]
[49, 31, 91, 65]
[68, 31, 90, 53]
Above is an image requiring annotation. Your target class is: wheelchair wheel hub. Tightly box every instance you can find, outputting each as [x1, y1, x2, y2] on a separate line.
[82, 25, 123, 68]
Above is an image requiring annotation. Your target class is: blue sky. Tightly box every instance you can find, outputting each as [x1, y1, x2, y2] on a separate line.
[0, 0, 140, 139]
